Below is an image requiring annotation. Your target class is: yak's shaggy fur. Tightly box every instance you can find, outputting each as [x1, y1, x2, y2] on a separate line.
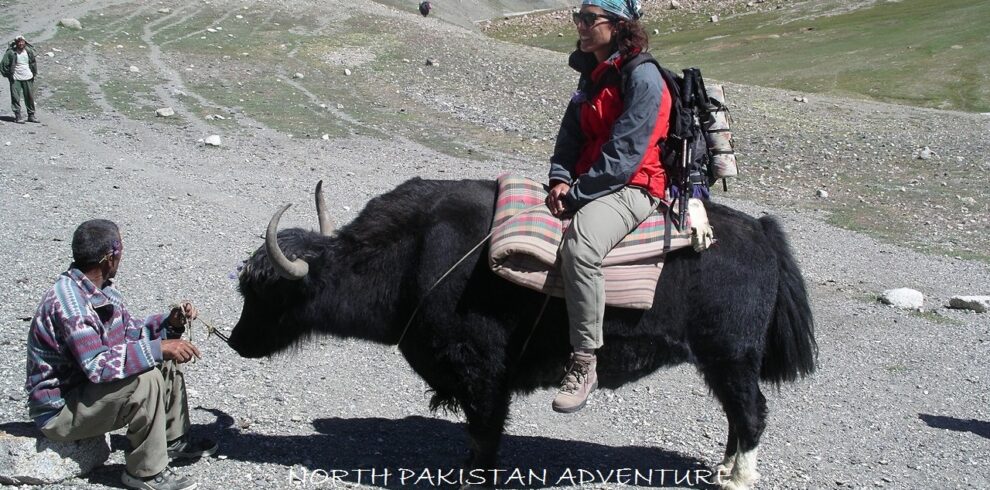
[230, 178, 817, 488]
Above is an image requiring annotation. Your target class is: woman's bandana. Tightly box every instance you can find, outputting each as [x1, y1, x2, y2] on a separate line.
[581, 0, 642, 20]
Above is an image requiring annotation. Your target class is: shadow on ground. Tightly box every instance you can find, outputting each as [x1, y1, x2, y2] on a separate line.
[919, 413, 990, 440]
[82, 407, 717, 489]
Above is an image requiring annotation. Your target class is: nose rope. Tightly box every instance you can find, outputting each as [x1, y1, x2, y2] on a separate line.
[169, 304, 231, 348]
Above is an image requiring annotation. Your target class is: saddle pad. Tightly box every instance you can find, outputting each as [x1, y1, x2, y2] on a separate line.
[488, 174, 693, 309]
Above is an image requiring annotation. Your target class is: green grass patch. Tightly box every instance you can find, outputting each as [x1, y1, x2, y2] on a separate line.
[491, 0, 990, 112]
[45, 74, 98, 113]
[908, 309, 963, 326]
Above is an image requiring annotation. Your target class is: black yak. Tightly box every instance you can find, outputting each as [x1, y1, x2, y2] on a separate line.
[229, 178, 816, 490]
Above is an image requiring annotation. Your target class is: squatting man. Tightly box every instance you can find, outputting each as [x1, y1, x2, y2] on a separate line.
[25, 219, 217, 490]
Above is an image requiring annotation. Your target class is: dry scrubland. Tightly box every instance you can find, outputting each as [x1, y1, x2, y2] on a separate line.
[0, 0, 987, 489]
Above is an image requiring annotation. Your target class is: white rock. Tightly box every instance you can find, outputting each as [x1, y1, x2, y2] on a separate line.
[0, 423, 110, 484]
[204, 135, 222, 147]
[155, 107, 174, 117]
[321, 134, 330, 140]
[129, 65, 140, 73]
[206, 28, 217, 33]
[948, 296, 990, 313]
[293, 72, 305, 79]
[343, 68, 352, 76]
[57, 18, 82, 30]
[879, 288, 924, 310]
[4, 142, 10, 146]
[915, 146, 933, 160]
[710, 15, 719, 23]
[158, 8, 171, 14]
[816, 189, 829, 198]
[236, 14, 244, 19]
[653, 28, 660, 35]
[336, 103, 344, 109]
[670, 0, 681, 9]
[45, 52, 55, 58]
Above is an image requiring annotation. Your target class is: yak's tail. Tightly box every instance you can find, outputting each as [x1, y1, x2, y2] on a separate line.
[758, 216, 817, 384]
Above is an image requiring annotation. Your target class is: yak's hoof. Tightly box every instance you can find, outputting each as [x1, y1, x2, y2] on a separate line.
[719, 470, 760, 490]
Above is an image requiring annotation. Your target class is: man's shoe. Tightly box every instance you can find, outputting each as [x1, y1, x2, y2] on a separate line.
[552, 351, 598, 413]
[121, 467, 197, 490]
[14, 113, 24, 124]
[167, 435, 218, 460]
[27, 115, 39, 123]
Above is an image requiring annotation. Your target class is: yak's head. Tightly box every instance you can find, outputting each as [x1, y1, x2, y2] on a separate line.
[228, 182, 335, 358]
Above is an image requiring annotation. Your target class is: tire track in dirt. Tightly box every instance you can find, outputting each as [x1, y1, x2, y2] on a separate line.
[140, 5, 272, 135]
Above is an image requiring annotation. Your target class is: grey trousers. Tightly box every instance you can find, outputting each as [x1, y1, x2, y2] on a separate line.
[560, 186, 656, 351]
[41, 362, 191, 477]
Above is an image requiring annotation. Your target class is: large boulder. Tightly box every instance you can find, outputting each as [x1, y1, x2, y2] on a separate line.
[879, 288, 924, 310]
[948, 296, 990, 313]
[0, 422, 110, 485]
[57, 18, 83, 30]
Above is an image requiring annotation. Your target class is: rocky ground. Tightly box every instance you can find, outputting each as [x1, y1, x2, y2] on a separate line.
[0, 1, 988, 489]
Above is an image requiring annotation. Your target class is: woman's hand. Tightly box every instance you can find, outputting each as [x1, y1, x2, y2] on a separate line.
[545, 182, 571, 218]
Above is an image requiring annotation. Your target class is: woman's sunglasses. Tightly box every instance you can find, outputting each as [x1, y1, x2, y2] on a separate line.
[572, 11, 620, 28]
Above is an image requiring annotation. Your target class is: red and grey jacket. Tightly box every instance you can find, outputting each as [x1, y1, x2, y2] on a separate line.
[548, 49, 672, 210]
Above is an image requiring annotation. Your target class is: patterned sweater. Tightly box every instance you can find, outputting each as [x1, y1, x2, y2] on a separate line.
[25, 268, 171, 426]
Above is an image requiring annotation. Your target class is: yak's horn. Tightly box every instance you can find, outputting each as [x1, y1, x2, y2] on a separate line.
[315, 180, 333, 236]
[266, 204, 309, 280]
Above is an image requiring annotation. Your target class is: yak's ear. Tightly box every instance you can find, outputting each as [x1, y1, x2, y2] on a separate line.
[315, 180, 334, 236]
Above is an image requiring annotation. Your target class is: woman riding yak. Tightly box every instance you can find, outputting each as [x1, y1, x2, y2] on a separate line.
[546, 0, 671, 413]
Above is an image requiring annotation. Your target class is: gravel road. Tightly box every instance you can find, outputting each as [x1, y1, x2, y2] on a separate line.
[0, 1, 987, 489]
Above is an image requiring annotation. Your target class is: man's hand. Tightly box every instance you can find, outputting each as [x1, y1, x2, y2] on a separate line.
[167, 301, 198, 329]
[545, 182, 571, 218]
[161, 339, 201, 364]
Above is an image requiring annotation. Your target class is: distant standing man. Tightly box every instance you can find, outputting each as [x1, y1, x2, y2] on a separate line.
[26, 219, 217, 490]
[1, 35, 39, 123]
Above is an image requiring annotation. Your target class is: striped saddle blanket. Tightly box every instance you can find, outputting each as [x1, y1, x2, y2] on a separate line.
[488, 174, 693, 310]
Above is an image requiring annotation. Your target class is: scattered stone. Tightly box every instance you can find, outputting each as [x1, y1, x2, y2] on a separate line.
[129, 65, 140, 73]
[45, 52, 54, 58]
[57, 18, 82, 30]
[321, 134, 330, 140]
[290, 415, 302, 422]
[158, 8, 171, 14]
[670, 0, 681, 9]
[914, 146, 934, 160]
[653, 28, 660, 35]
[293, 72, 305, 79]
[879, 288, 924, 310]
[336, 103, 344, 110]
[343, 68, 352, 76]
[4, 142, 10, 146]
[204, 135, 222, 147]
[816, 189, 829, 198]
[0, 423, 110, 485]
[155, 107, 175, 117]
[794, 96, 808, 103]
[948, 296, 990, 313]
[425, 58, 439, 67]
[710, 15, 719, 23]
[206, 28, 217, 33]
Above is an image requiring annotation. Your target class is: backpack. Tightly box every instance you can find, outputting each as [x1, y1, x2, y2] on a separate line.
[618, 53, 737, 208]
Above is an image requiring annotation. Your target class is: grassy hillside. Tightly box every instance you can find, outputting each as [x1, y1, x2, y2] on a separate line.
[488, 0, 990, 113]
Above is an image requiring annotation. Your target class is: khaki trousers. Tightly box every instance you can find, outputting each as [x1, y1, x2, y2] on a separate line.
[560, 186, 656, 351]
[41, 362, 191, 478]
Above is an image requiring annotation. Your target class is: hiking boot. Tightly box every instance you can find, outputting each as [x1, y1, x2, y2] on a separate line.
[167, 435, 218, 460]
[27, 114, 39, 123]
[14, 113, 24, 124]
[121, 467, 197, 490]
[551, 351, 598, 413]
